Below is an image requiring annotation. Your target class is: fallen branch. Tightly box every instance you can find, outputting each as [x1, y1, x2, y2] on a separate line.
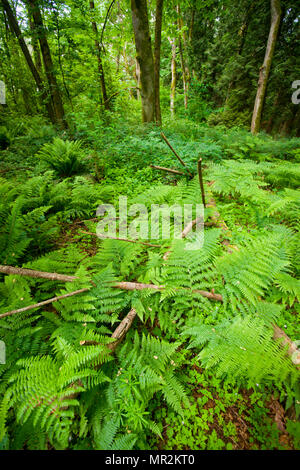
[150, 165, 184, 175]
[81, 231, 161, 248]
[160, 132, 193, 178]
[61, 308, 137, 410]
[197, 158, 206, 208]
[0, 288, 89, 319]
[73, 216, 119, 225]
[108, 308, 137, 351]
[181, 217, 202, 239]
[0, 265, 77, 282]
[79, 308, 137, 352]
[163, 217, 202, 260]
[1, 263, 298, 365]
[115, 280, 223, 302]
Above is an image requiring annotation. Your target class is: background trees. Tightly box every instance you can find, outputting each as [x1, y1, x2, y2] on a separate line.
[0, 0, 299, 133]
[0, 0, 299, 452]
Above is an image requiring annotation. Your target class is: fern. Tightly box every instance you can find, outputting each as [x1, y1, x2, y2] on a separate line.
[183, 315, 299, 388]
[37, 138, 87, 178]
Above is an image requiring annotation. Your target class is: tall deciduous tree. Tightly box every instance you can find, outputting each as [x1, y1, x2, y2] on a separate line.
[89, 0, 109, 110]
[130, 0, 155, 123]
[169, 37, 176, 116]
[27, 0, 67, 129]
[1, 0, 55, 122]
[154, 0, 163, 125]
[251, 0, 281, 134]
[177, 3, 189, 109]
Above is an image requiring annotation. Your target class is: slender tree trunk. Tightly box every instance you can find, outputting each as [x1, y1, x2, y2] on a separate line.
[27, 9, 42, 75]
[169, 37, 176, 116]
[89, 0, 109, 110]
[53, 6, 73, 110]
[154, 0, 163, 125]
[1, 0, 55, 122]
[27, 0, 67, 128]
[131, 0, 155, 123]
[177, 4, 189, 109]
[178, 35, 187, 109]
[123, 44, 134, 98]
[251, 0, 281, 134]
[189, 7, 195, 42]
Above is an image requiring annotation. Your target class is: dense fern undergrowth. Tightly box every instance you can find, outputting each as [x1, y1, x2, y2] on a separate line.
[0, 112, 299, 450]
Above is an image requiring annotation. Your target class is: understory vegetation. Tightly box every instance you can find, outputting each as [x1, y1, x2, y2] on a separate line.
[0, 111, 299, 450]
[0, 0, 299, 453]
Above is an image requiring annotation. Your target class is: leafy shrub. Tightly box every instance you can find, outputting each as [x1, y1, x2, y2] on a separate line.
[37, 138, 87, 177]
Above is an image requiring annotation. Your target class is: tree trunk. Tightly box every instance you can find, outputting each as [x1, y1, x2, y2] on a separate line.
[27, 8, 42, 75]
[131, 0, 155, 123]
[169, 37, 176, 116]
[177, 4, 189, 109]
[27, 0, 67, 129]
[1, 0, 55, 122]
[251, 0, 281, 135]
[123, 43, 134, 98]
[89, 0, 109, 110]
[154, 0, 163, 125]
[135, 58, 141, 99]
[189, 8, 195, 42]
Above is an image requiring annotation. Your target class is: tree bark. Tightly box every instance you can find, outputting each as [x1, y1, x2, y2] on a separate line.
[154, 0, 163, 125]
[177, 4, 189, 109]
[123, 43, 134, 98]
[131, 0, 155, 122]
[0, 264, 78, 282]
[27, 7, 42, 75]
[135, 58, 141, 99]
[1, 0, 55, 122]
[89, 0, 109, 110]
[169, 37, 176, 116]
[251, 0, 281, 134]
[27, 0, 67, 129]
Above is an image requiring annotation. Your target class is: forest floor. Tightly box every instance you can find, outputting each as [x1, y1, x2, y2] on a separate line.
[0, 113, 299, 450]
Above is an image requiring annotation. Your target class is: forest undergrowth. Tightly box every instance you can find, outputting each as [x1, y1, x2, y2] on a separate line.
[0, 112, 299, 450]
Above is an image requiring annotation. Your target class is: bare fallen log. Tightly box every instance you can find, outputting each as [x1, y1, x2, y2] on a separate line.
[0, 264, 77, 282]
